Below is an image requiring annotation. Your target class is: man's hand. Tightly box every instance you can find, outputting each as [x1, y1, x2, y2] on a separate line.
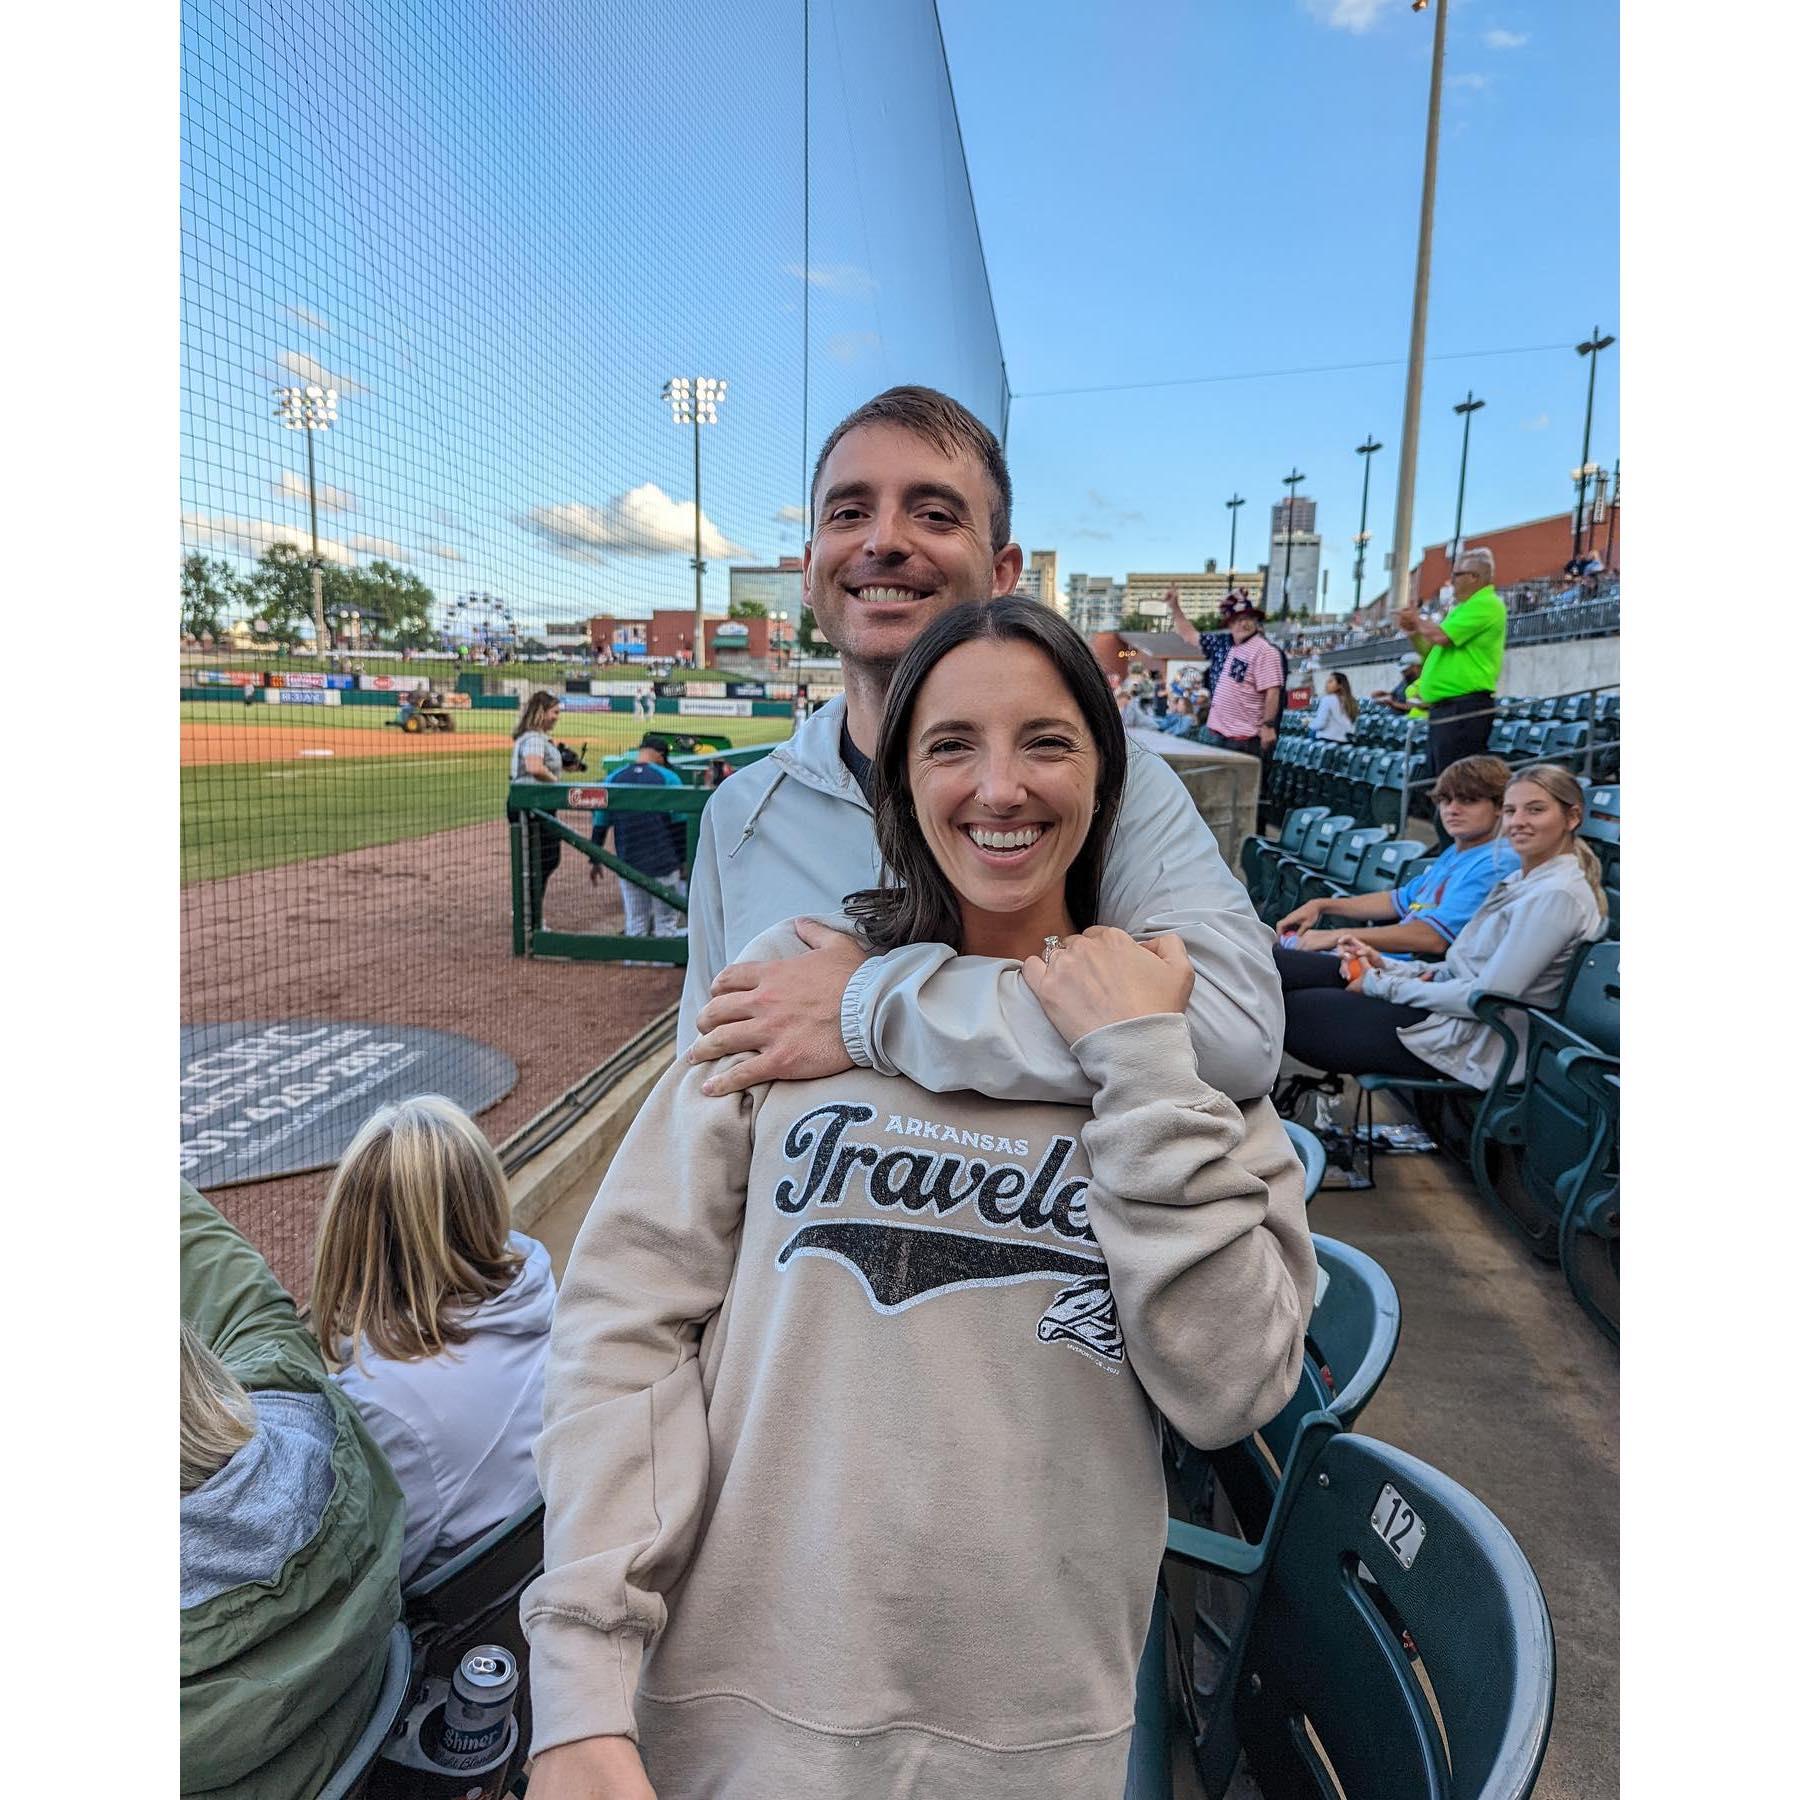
[525, 1735, 657, 1799]
[1258, 723, 1277, 750]
[1021, 927, 1193, 1046]
[1294, 928, 1344, 953]
[1275, 897, 1326, 936]
[1395, 605, 1422, 633]
[687, 918, 867, 1095]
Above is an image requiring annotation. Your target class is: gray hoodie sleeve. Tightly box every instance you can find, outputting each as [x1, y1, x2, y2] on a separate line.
[1365, 886, 1590, 1020]
[677, 803, 729, 1051]
[843, 750, 1282, 1103]
[522, 1058, 758, 1754]
[1070, 1013, 1314, 1451]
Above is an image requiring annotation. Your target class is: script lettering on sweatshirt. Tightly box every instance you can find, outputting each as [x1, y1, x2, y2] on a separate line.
[773, 1101, 1093, 1245]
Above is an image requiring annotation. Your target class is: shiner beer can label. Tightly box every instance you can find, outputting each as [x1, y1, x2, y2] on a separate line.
[437, 1647, 517, 1769]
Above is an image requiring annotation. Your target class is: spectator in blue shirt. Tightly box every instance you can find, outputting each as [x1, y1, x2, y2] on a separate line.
[589, 735, 689, 946]
[1272, 754, 1517, 991]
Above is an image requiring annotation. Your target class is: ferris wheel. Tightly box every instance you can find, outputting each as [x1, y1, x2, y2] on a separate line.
[444, 591, 518, 649]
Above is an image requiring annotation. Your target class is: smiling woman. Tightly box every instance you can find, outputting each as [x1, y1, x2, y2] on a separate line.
[845, 596, 1128, 958]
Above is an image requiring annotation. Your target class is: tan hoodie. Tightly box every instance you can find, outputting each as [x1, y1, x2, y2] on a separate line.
[525, 924, 1314, 1798]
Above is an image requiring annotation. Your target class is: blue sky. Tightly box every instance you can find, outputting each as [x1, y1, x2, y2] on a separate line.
[947, 0, 1619, 603]
[180, 0, 1616, 632]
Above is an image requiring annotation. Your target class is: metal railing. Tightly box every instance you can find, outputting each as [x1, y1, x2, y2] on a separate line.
[1311, 592, 1621, 671]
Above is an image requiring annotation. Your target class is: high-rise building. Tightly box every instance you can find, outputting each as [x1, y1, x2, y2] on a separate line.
[1122, 566, 1267, 626]
[1066, 572, 1124, 636]
[728, 557, 805, 616]
[1271, 494, 1317, 536]
[1265, 533, 1322, 617]
[1028, 549, 1062, 615]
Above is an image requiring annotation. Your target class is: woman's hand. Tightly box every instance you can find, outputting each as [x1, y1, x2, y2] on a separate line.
[1337, 935, 1388, 996]
[1021, 927, 1193, 1045]
[1293, 927, 1343, 953]
[525, 1736, 657, 1799]
[1275, 896, 1325, 936]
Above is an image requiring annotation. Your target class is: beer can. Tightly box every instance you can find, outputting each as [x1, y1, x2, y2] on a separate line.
[436, 1646, 518, 1771]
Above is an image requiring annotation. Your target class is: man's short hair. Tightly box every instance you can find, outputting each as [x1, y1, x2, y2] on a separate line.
[809, 385, 1013, 551]
[1430, 753, 1510, 807]
[1456, 546, 1496, 582]
[640, 733, 672, 759]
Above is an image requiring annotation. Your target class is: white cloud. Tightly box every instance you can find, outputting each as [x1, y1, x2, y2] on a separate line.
[349, 534, 408, 560]
[1522, 412, 1551, 432]
[276, 350, 363, 395]
[1302, 0, 1399, 34]
[785, 261, 877, 299]
[424, 542, 465, 562]
[272, 469, 355, 512]
[519, 484, 750, 565]
[826, 330, 882, 365]
[1485, 28, 1529, 50]
[285, 303, 331, 332]
[773, 504, 806, 525]
[183, 511, 360, 565]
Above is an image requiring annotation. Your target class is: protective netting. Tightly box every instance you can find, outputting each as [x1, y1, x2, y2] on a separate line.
[180, 0, 1006, 1289]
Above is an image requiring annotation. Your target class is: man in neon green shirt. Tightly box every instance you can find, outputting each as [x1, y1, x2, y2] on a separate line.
[1396, 544, 1507, 776]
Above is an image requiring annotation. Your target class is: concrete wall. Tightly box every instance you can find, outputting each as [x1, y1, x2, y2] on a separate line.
[1333, 634, 1619, 710]
[1129, 733, 1262, 878]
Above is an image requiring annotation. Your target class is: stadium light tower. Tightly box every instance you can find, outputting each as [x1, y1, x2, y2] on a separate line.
[1224, 494, 1245, 589]
[1278, 468, 1307, 619]
[1384, 0, 1450, 623]
[1571, 328, 1615, 560]
[1352, 436, 1383, 613]
[662, 376, 728, 665]
[1449, 391, 1485, 569]
[273, 382, 339, 655]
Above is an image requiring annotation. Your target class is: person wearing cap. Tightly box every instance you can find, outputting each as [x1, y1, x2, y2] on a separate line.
[1198, 592, 1286, 759]
[1396, 545, 1507, 775]
[1378, 653, 1425, 715]
[589, 734, 689, 948]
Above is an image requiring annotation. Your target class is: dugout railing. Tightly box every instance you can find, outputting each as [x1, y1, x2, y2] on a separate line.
[507, 743, 783, 963]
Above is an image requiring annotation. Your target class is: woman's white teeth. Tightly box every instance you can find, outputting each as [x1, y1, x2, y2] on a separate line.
[969, 825, 1043, 851]
[857, 586, 921, 603]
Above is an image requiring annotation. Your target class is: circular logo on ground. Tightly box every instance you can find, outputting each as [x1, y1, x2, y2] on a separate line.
[179, 1021, 518, 1188]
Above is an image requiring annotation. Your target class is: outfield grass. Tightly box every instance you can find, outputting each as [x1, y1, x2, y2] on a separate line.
[181, 653, 750, 683]
[180, 708, 796, 883]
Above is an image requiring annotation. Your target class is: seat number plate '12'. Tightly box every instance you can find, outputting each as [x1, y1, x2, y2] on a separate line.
[1371, 1482, 1426, 1569]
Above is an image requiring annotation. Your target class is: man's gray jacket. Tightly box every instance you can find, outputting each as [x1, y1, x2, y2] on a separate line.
[678, 696, 1281, 1103]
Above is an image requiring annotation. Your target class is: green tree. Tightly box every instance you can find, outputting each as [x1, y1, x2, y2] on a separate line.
[243, 542, 317, 645]
[181, 553, 241, 640]
[728, 597, 768, 620]
[1117, 612, 1158, 634]
[796, 604, 827, 653]
[328, 560, 436, 650]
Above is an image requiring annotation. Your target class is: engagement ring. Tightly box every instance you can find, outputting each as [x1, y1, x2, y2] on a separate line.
[1042, 935, 1063, 963]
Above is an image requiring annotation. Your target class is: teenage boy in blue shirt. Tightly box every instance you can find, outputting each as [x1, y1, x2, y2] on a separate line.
[1272, 754, 1518, 992]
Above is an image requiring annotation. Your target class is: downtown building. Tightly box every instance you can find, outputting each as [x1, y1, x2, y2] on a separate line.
[1016, 548, 1064, 614]
[1122, 564, 1268, 628]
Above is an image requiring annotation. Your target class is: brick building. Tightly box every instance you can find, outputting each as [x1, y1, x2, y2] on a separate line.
[1366, 504, 1622, 619]
[587, 610, 775, 664]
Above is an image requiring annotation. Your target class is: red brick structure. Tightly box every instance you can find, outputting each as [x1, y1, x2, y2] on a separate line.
[1362, 506, 1622, 621]
[587, 611, 773, 664]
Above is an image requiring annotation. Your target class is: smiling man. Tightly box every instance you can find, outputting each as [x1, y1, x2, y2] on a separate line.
[678, 385, 1282, 1105]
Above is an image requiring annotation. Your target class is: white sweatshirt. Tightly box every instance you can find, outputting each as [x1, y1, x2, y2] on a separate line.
[525, 925, 1314, 1797]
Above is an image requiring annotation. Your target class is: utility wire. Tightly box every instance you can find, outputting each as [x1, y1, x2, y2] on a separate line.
[1010, 341, 1574, 401]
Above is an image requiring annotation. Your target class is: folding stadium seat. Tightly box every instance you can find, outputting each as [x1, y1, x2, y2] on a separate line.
[1296, 823, 1389, 909]
[1318, 743, 1357, 815]
[1603, 886, 1619, 941]
[1516, 720, 1551, 760]
[1559, 1058, 1619, 1342]
[1593, 691, 1620, 735]
[1579, 784, 1620, 887]
[1131, 1417, 1554, 1800]
[315, 1626, 414, 1800]
[1355, 837, 1431, 896]
[1337, 747, 1375, 822]
[1559, 691, 1594, 723]
[1469, 942, 1620, 1261]
[1349, 749, 1393, 824]
[1263, 812, 1354, 924]
[1369, 753, 1429, 831]
[1533, 696, 1561, 722]
[1544, 720, 1592, 774]
[1241, 805, 1325, 912]
[1487, 718, 1521, 760]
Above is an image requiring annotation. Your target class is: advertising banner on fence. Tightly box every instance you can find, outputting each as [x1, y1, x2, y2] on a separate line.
[280, 671, 330, 689]
[677, 697, 754, 717]
[269, 688, 342, 706]
[439, 691, 473, 709]
[725, 681, 768, 698]
[359, 674, 431, 692]
[559, 693, 635, 712]
[192, 668, 262, 686]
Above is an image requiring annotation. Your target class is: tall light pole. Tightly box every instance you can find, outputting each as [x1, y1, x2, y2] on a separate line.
[1353, 435, 1383, 614]
[1224, 493, 1245, 590]
[1278, 468, 1306, 619]
[662, 376, 728, 665]
[273, 382, 338, 655]
[1449, 391, 1485, 568]
[1571, 328, 1615, 561]
[1384, 0, 1450, 622]
[774, 609, 789, 673]
[1603, 460, 1620, 573]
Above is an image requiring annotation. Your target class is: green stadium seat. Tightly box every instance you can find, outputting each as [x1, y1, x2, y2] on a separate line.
[1558, 691, 1594, 722]
[1470, 942, 1620, 1259]
[1350, 748, 1394, 822]
[1131, 1420, 1556, 1800]
[1242, 805, 1325, 911]
[1543, 720, 1592, 774]
[315, 1624, 414, 1800]
[1355, 837, 1431, 895]
[1264, 813, 1354, 924]
[1516, 720, 1551, 760]
[1559, 1059, 1619, 1342]
[1297, 824, 1389, 908]
[1579, 785, 1620, 887]
[1282, 1120, 1327, 1207]
[1603, 886, 1619, 941]
[1532, 696, 1561, 722]
[1368, 753, 1429, 831]
[1487, 719, 1521, 759]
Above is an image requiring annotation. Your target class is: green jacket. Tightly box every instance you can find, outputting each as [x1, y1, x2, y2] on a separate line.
[180, 1184, 406, 1799]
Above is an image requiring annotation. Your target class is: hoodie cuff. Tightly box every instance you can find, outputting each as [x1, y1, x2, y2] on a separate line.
[1069, 1012, 1216, 1114]
[525, 1614, 646, 1755]
[840, 955, 880, 1069]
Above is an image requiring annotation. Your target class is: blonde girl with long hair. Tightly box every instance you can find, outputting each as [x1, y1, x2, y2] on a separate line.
[1310, 669, 1359, 743]
[312, 1094, 555, 1581]
[511, 689, 570, 918]
[1284, 763, 1607, 1090]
